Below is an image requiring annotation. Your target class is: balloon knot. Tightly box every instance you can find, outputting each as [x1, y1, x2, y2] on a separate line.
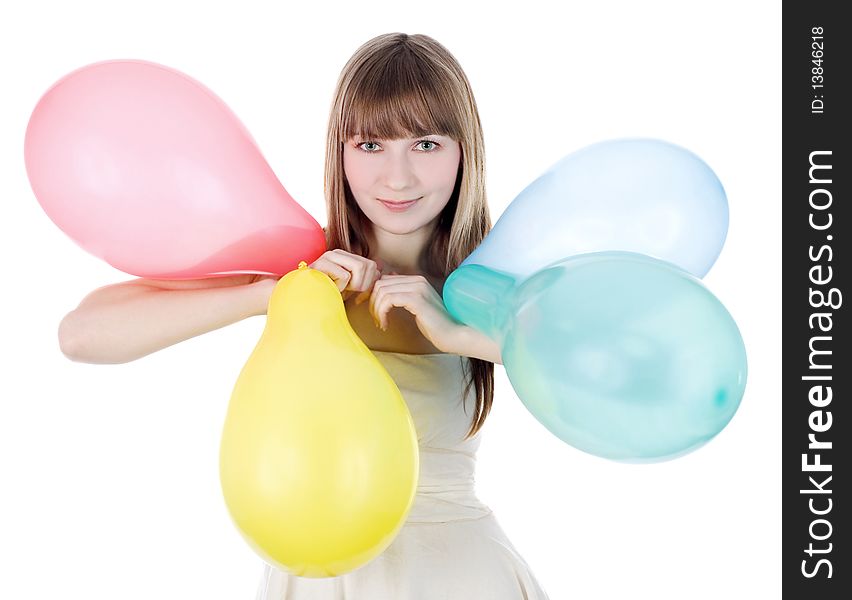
[298, 261, 308, 270]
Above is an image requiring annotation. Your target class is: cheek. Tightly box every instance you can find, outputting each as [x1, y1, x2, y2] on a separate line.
[342, 150, 369, 191]
[423, 155, 461, 190]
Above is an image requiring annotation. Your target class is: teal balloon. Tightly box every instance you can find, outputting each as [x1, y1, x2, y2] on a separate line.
[462, 138, 728, 279]
[444, 252, 747, 461]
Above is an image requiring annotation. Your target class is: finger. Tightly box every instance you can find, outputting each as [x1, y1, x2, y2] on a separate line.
[375, 291, 421, 330]
[352, 268, 379, 307]
[372, 278, 435, 296]
[311, 258, 351, 292]
[364, 262, 382, 290]
[369, 283, 384, 328]
[372, 290, 388, 330]
[329, 249, 379, 292]
[368, 277, 403, 319]
[378, 273, 425, 281]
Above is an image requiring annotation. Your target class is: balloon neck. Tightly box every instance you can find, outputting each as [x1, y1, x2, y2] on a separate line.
[265, 266, 345, 336]
[443, 264, 516, 342]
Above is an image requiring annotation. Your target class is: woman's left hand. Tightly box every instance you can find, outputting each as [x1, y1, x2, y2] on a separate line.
[366, 273, 463, 353]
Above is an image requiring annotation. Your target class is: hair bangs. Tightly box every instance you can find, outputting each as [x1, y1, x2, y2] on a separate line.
[340, 58, 460, 142]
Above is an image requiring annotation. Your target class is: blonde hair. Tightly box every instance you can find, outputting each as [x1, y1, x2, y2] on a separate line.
[324, 33, 493, 439]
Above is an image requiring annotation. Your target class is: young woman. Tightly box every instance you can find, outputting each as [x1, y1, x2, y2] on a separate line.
[58, 32, 549, 599]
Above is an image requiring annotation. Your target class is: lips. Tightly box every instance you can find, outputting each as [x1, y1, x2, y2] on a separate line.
[378, 197, 421, 211]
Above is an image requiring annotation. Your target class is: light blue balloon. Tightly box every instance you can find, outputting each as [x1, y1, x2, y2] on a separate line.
[444, 252, 747, 461]
[464, 138, 728, 279]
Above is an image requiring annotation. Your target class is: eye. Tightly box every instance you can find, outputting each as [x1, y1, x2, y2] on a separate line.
[416, 140, 440, 152]
[354, 139, 441, 153]
[356, 141, 381, 152]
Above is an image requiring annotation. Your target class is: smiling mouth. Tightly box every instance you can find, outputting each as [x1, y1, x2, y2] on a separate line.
[378, 197, 422, 204]
[377, 196, 423, 212]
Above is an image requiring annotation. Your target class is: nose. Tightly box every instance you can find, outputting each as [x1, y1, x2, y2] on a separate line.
[381, 151, 418, 192]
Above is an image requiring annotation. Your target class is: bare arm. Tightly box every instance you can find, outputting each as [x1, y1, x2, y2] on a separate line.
[57, 248, 380, 365]
[448, 326, 503, 365]
[57, 274, 277, 364]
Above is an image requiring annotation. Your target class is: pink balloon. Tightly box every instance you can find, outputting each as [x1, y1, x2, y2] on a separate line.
[25, 60, 326, 279]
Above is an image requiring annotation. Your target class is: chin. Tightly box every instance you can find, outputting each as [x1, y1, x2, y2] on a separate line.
[361, 203, 445, 236]
[374, 221, 428, 236]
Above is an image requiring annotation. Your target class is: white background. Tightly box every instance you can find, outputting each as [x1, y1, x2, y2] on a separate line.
[0, 1, 780, 598]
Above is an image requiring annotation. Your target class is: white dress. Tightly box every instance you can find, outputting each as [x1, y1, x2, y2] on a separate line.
[255, 351, 550, 600]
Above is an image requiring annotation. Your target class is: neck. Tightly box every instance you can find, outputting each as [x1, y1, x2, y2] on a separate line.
[366, 222, 437, 274]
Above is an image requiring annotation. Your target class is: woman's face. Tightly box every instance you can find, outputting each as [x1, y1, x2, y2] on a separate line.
[343, 134, 461, 236]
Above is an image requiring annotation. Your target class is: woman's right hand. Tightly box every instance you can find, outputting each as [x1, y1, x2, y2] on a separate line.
[309, 249, 383, 304]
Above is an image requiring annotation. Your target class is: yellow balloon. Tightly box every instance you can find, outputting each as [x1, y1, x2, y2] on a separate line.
[219, 262, 419, 577]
